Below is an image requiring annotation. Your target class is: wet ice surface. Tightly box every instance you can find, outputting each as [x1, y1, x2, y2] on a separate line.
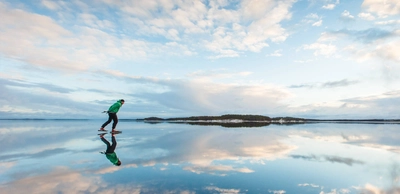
[1, 120, 400, 193]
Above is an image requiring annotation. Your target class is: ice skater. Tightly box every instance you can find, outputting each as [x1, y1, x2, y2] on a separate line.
[99, 99, 124, 133]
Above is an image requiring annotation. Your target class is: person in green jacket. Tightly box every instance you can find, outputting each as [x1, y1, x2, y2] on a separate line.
[99, 99, 124, 132]
[99, 133, 121, 166]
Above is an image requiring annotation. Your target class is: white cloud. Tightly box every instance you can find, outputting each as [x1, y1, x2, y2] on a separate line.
[267, 49, 283, 57]
[362, 0, 400, 18]
[373, 40, 400, 62]
[206, 0, 294, 57]
[111, 0, 159, 18]
[318, 32, 339, 42]
[312, 19, 323, 26]
[78, 13, 115, 29]
[241, 0, 275, 20]
[0, 77, 105, 118]
[96, 69, 293, 115]
[375, 20, 400, 25]
[306, 13, 320, 19]
[303, 43, 337, 56]
[325, 27, 399, 66]
[99, 0, 295, 58]
[166, 28, 180, 40]
[341, 10, 355, 21]
[322, 4, 336, 10]
[187, 70, 253, 81]
[1, 0, 296, 68]
[0, 161, 16, 174]
[289, 89, 400, 119]
[347, 39, 400, 63]
[150, 81, 291, 114]
[0, 2, 205, 73]
[0, 4, 121, 72]
[303, 13, 323, 27]
[165, 41, 197, 56]
[208, 49, 241, 59]
[358, 12, 376, 20]
[41, 0, 62, 10]
[0, 4, 85, 71]
[293, 59, 313, 63]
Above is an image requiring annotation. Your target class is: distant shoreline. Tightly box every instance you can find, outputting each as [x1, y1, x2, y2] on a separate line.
[137, 120, 400, 124]
[136, 114, 400, 124]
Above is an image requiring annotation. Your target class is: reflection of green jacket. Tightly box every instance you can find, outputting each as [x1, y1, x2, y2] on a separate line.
[106, 152, 119, 165]
[108, 100, 123, 113]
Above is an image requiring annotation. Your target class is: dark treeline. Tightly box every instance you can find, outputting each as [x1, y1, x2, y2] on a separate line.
[167, 114, 271, 121]
[138, 114, 306, 122]
[271, 117, 306, 121]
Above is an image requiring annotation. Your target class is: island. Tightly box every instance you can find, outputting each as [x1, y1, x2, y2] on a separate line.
[135, 114, 400, 127]
[136, 114, 306, 127]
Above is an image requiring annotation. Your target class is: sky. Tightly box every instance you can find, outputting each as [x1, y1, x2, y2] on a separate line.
[0, 0, 400, 119]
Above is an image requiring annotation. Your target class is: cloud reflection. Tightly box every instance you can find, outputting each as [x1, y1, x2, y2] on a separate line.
[359, 184, 400, 194]
[183, 165, 254, 176]
[205, 186, 241, 194]
[0, 165, 201, 194]
[0, 167, 113, 193]
[291, 154, 365, 166]
[125, 128, 296, 175]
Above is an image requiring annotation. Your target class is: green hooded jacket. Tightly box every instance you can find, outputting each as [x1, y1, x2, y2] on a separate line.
[105, 152, 119, 165]
[108, 100, 123, 113]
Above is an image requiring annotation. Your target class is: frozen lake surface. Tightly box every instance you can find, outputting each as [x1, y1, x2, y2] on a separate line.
[1, 120, 400, 193]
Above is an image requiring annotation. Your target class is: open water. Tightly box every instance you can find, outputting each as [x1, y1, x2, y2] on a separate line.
[1, 120, 399, 194]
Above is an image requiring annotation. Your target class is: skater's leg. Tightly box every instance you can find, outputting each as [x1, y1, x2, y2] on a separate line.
[100, 113, 113, 130]
[111, 113, 118, 130]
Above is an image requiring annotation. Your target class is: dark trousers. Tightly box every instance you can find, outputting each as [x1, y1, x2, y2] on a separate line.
[101, 136, 117, 154]
[101, 112, 118, 129]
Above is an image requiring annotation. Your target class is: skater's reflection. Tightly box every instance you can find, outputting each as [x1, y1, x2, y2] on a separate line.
[99, 133, 121, 166]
